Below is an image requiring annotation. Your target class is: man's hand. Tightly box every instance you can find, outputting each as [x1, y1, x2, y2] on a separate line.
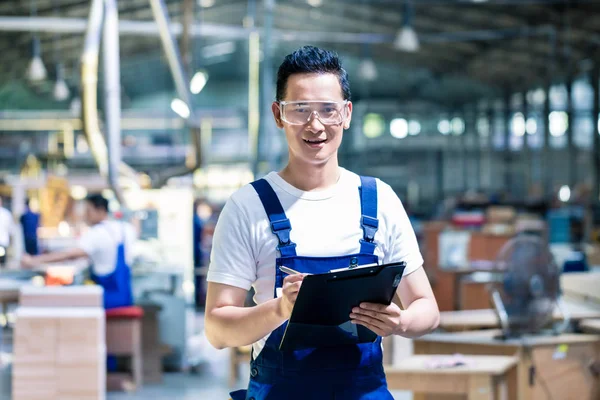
[277, 273, 306, 320]
[20, 254, 38, 269]
[350, 302, 410, 337]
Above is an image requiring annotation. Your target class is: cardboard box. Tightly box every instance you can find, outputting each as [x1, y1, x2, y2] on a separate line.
[12, 307, 106, 400]
[19, 286, 103, 308]
[486, 206, 516, 224]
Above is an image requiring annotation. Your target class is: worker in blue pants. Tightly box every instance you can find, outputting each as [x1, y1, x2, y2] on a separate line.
[21, 193, 135, 310]
[205, 46, 440, 399]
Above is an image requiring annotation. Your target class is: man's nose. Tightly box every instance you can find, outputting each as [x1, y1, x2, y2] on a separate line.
[306, 111, 325, 132]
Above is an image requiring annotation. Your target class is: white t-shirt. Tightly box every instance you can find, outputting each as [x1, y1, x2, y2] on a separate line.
[78, 220, 137, 276]
[0, 207, 14, 248]
[207, 167, 424, 357]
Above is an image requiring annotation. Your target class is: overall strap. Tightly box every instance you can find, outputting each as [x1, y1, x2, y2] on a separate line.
[359, 176, 379, 254]
[250, 179, 297, 257]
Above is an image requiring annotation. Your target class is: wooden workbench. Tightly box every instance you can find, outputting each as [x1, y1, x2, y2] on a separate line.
[438, 298, 600, 332]
[580, 319, 600, 334]
[414, 329, 600, 400]
[560, 271, 600, 303]
[385, 355, 518, 400]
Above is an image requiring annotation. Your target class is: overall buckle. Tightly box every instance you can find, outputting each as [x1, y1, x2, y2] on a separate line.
[361, 215, 379, 242]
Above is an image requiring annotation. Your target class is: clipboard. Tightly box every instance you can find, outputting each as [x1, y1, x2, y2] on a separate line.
[279, 261, 407, 351]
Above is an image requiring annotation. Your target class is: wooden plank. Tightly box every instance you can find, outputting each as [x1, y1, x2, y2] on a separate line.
[439, 299, 600, 331]
[580, 319, 600, 333]
[386, 355, 518, 376]
[560, 271, 600, 303]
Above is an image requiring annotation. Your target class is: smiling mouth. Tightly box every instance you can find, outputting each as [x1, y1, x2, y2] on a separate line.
[303, 138, 326, 144]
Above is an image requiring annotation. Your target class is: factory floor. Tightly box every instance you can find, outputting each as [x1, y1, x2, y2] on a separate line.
[0, 310, 412, 400]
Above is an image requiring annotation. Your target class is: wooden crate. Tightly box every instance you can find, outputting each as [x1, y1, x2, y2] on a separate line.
[12, 307, 105, 400]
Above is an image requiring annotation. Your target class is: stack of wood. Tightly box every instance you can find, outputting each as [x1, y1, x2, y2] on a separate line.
[12, 286, 105, 400]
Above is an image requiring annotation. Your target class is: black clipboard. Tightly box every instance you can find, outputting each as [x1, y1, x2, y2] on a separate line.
[279, 261, 407, 351]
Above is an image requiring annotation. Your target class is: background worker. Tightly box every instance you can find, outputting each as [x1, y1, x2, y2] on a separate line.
[0, 197, 15, 267]
[21, 193, 137, 309]
[20, 198, 40, 256]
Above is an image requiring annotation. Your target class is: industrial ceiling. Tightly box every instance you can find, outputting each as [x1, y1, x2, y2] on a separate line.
[1, 0, 599, 108]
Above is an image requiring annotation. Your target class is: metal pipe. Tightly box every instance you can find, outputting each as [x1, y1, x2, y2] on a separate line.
[148, 0, 193, 110]
[148, 0, 202, 187]
[81, 0, 108, 178]
[0, 16, 573, 46]
[103, 0, 125, 205]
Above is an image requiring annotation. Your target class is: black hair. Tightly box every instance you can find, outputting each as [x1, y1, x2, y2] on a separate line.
[85, 193, 109, 213]
[276, 45, 351, 102]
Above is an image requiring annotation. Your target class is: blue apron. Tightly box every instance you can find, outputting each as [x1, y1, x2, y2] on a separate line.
[90, 223, 134, 310]
[230, 176, 393, 400]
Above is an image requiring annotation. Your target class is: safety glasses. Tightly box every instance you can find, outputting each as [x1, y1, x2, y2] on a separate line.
[278, 100, 349, 126]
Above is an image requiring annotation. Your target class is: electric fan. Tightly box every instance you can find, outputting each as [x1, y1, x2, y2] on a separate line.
[489, 234, 570, 339]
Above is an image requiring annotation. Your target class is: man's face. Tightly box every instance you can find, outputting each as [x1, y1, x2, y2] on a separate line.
[84, 203, 104, 225]
[272, 73, 352, 166]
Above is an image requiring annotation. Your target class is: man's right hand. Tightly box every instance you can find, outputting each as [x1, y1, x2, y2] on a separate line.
[278, 273, 306, 320]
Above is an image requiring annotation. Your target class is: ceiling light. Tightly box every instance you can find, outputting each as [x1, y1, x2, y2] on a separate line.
[408, 120, 421, 135]
[171, 98, 191, 119]
[511, 113, 525, 137]
[27, 56, 47, 82]
[394, 26, 419, 52]
[199, 0, 215, 7]
[390, 118, 408, 139]
[526, 118, 537, 135]
[549, 111, 568, 137]
[307, 0, 323, 7]
[438, 119, 451, 135]
[54, 79, 70, 101]
[190, 70, 208, 94]
[559, 185, 570, 203]
[451, 117, 465, 135]
[358, 59, 377, 81]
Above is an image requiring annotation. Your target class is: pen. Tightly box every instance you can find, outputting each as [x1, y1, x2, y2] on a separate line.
[279, 266, 306, 275]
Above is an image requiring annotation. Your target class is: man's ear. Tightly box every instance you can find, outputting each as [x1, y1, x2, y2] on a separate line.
[343, 101, 353, 130]
[272, 102, 284, 129]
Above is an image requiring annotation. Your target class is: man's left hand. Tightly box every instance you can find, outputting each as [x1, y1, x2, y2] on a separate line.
[350, 302, 408, 337]
[20, 254, 37, 269]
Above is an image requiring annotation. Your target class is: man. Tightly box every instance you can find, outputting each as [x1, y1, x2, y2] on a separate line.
[0, 197, 14, 266]
[20, 199, 40, 255]
[205, 46, 440, 400]
[21, 194, 136, 309]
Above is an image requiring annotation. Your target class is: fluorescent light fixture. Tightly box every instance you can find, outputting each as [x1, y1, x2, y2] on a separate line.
[451, 117, 465, 135]
[190, 71, 208, 94]
[307, 0, 323, 7]
[390, 118, 408, 139]
[27, 56, 47, 82]
[438, 119, 451, 135]
[70, 185, 88, 200]
[202, 41, 236, 59]
[358, 59, 378, 81]
[199, 0, 215, 7]
[171, 98, 191, 119]
[559, 185, 570, 203]
[394, 26, 419, 52]
[511, 113, 525, 137]
[526, 118, 537, 135]
[408, 120, 421, 135]
[53, 78, 70, 101]
[549, 111, 568, 137]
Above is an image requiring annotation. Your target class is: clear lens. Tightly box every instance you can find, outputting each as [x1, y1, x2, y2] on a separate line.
[280, 101, 347, 125]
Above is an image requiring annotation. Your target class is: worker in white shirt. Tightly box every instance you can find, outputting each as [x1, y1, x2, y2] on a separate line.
[0, 197, 15, 266]
[21, 194, 137, 309]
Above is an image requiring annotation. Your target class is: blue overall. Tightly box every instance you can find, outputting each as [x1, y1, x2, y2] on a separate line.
[230, 176, 393, 400]
[90, 223, 134, 310]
